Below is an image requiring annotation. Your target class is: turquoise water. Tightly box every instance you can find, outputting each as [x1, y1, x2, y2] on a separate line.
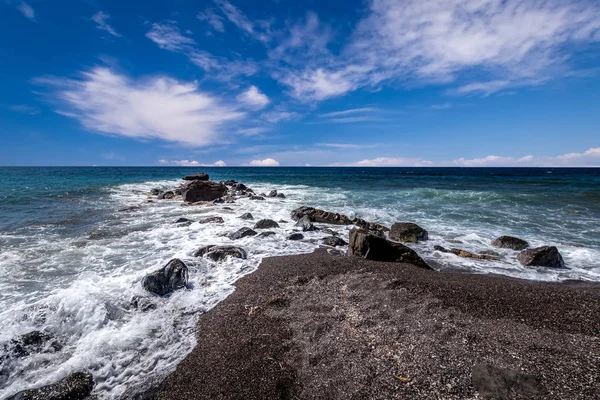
[0, 166, 599, 398]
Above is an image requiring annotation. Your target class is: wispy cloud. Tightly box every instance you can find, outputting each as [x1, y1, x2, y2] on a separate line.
[316, 143, 378, 149]
[453, 148, 600, 167]
[334, 157, 434, 167]
[165, 159, 227, 166]
[236, 85, 269, 109]
[8, 104, 40, 114]
[146, 22, 195, 51]
[91, 11, 120, 37]
[36, 67, 244, 147]
[248, 157, 280, 166]
[319, 107, 379, 118]
[237, 127, 269, 136]
[214, 0, 271, 42]
[197, 8, 225, 32]
[261, 110, 301, 123]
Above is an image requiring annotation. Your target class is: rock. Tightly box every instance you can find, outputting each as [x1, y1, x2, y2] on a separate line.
[142, 259, 189, 296]
[517, 246, 565, 268]
[257, 231, 276, 238]
[229, 227, 257, 240]
[321, 228, 338, 236]
[492, 235, 529, 250]
[233, 182, 248, 191]
[182, 181, 228, 203]
[222, 180, 237, 186]
[434, 245, 449, 252]
[389, 222, 428, 243]
[267, 190, 278, 197]
[198, 217, 224, 224]
[276, 193, 286, 198]
[182, 172, 209, 181]
[212, 197, 224, 204]
[8, 331, 61, 358]
[480, 250, 501, 257]
[295, 215, 318, 232]
[472, 363, 546, 400]
[130, 296, 157, 312]
[254, 219, 280, 229]
[174, 217, 193, 224]
[158, 191, 175, 200]
[150, 188, 162, 195]
[347, 229, 431, 269]
[6, 372, 95, 400]
[239, 213, 254, 220]
[288, 233, 304, 241]
[322, 236, 347, 247]
[449, 248, 499, 261]
[222, 207, 233, 211]
[118, 206, 141, 212]
[250, 195, 265, 201]
[278, 220, 288, 223]
[194, 245, 247, 261]
[291, 206, 354, 225]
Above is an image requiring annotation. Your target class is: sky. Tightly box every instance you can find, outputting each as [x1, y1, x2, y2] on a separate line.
[0, 0, 599, 167]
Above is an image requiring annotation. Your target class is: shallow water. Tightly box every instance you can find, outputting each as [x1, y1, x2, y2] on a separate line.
[0, 167, 598, 398]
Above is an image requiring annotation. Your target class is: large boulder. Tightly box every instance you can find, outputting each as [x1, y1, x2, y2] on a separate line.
[291, 206, 354, 225]
[254, 219, 280, 229]
[182, 172, 209, 181]
[295, 215, 318, 232]
[517, 246, 565, 268]
[182, 181, 228, 203]
[287, 233, 304, 241]
[347, 229, 431, 270]
[229, 227, 257, 240]
[194, 245, 247, 261]
[390, 222, 428, 243]
[142, 259, 189, 296]
[322, 236, 347, 247]
[6, 372, 94, 400]
[492, 236, 529, 250]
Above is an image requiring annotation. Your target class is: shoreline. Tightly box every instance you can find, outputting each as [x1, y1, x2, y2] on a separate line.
[141, 248, 600, 400]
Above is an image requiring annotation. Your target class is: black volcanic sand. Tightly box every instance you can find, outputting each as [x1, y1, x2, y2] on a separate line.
[146, 249, 600, 400]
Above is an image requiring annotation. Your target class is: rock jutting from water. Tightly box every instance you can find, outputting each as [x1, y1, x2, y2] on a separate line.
[254, 219, 280, 229]
[229, 227, 258, 240]
[182, 181, 228, 203]
[193, 245, 247, 261]
[142, 258, 189, 296]
[389, 222, 428, 243]
[517, 246, 565, 268]
[291, 206, 389, 233]
[182, 172, 209, 181]
[492, 235, 530, 250]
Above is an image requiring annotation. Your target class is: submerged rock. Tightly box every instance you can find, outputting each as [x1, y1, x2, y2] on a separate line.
[158, 191, 175, 200]
[239, 213, 254, 220]
[257, 231, 277, 238]
[276, 193, 286, 198]
[174, 217, 193, 224]
[194, 245, 247, 261]
[347, 229, 431, 269]
[182, 172, 209, 181]
[295, 215, 318, 232]
[6, 371, 95, 400]
[250, 195, 265, 201]
[517, 246, 565, 268]
[198, 216, 224, 224]
[182, 181, 228, 203]
[142, 259, 189, 296]
[449, 248, 499, 261]
[7, 331, 61, 358]
[254, 219, 280, 229]
[492, 236, 529, 250]
[322, 236, 347, 247]
[267, 190, 278, 197]
[389, 222, 428, 243]
[150, 188, 162, 195]
[229, 227, 257, 240]
[288, 233, 304, 241]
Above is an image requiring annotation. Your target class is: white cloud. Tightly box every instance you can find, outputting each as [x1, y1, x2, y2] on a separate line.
[158, 159, 169, 164]
[261, 110, 301, 123]
[452, 155, 534, 167]
[452, 148, 600, 167]
[168, 159, 227, 166]
[146, 22, 195, 52]
[237, 127, 268, 136]
[17, 1, 35, 21]
[37, 67, 244, 147]
[249, 157, 280, 166]
[213, 160, 227, 166]
[214, 0, 271, 42]
[316, 143, 378, 149]
[236, 85, 270, 109]
[197, 8, 225, 32]
[346, 157, 434, 167]
[91, 11, 120, 37]
[319, 107, 379, 118]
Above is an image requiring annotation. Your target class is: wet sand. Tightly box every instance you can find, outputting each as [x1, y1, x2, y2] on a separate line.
[144, 249, 600, 400]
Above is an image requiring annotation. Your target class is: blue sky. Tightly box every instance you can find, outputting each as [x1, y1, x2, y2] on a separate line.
[1, 0, 599, 166]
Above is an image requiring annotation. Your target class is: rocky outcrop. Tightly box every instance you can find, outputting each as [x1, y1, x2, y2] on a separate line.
[322, 236, 347, 247]
[492, 236, 529, 250]
[254, 219, 280, 229]
[390, 223, 428, 243]
[142, 259, 189, 296]
[229, 227, 257, 240]
[194, 245, 247, 261]
[198, 217, 224, 224]
[295, 215, 317, 232]
[471, 363, 546, 399]
[182, 172, 209, 181]
[6, 372, 95, 400]
[291, 206, 388, 232]
[347, 229, 431, 269]
[182, 181, 228, 203]
[239, 213, 254, 220]
[517, 246, 565, 268]
[288, 233, 304, 241]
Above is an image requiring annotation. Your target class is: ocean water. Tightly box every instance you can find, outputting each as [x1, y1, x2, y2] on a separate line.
[0, 166, 599, 398]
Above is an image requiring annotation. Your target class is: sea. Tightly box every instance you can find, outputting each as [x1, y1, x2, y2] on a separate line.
[0, 166, 598, 399]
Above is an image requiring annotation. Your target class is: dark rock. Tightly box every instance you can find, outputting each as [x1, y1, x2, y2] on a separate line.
[174, 217, 193, 224]
[198, 217, 224, 224]
[158, 191, 175, 200]
[212, 198, 224, 204]
[347, 229, 431, 269]
[257, 231, 276, 238]
[449, 248, 499, 261]
[322, 236, 347, 247]
[267, 190, 278, 197]
[239, 213, 254, 220]
[182, 181, 228, 203]
[8, 331, 61, 358]
[182, 172, 209, 181]
[276, 193, 286, 199]
[390, 222, 428, 243]
[118, 206, 140, 212]
[278, 220, 288, 223]
[291, 206, 353, 225]
[480, 250, 501, 257]
[492, 236, 529, 250]
[321, 228, 338, 236]
[229, 227, 257, 240]
[222, 207, 233, 211]
[130, 296, 157, 312]
[288, 233, 304, 241]
[472, 363, 546, 400]
[194, 245, 247, 261]
[150, 188, 162, 195]
[254, 219, 280, 229]
[142, 259, 189, 296]
[517, 246, 565, 268]
[233, 183, 248, 191]
[6, 372, 95, 400]
[250, 196, 265, 201]
[295, 215, 318, 232]
[434, 245, 449, 253]
[258, 193, 267, 197]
